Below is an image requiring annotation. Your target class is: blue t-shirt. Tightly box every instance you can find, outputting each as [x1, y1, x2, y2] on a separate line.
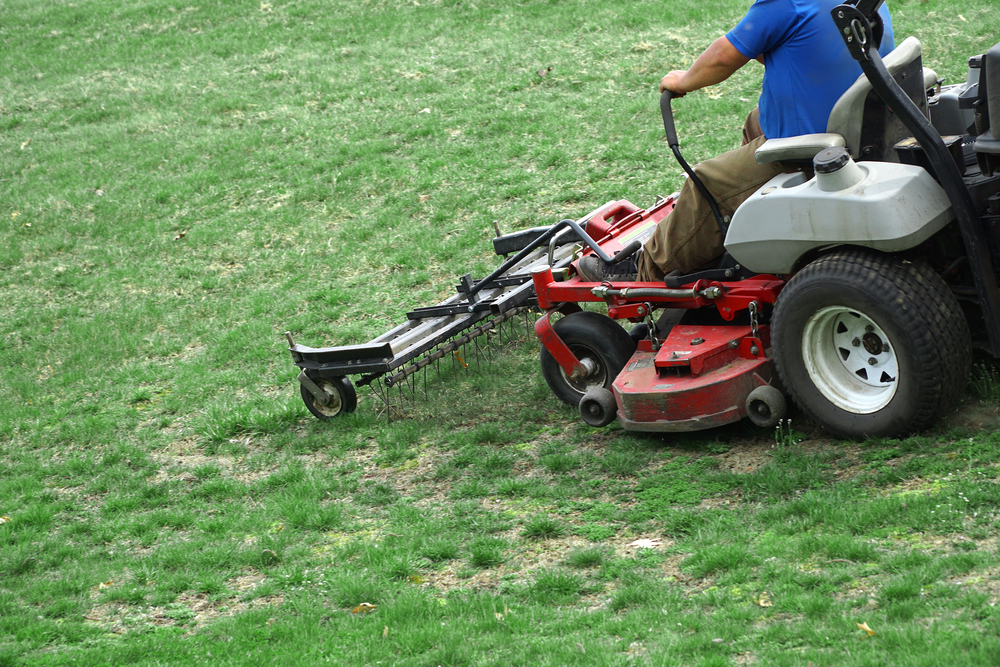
[726, 0, 895, 139]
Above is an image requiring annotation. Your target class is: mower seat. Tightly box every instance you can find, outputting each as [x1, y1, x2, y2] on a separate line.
[755, 36, 927, 165]
[973, 41, 1000, 176]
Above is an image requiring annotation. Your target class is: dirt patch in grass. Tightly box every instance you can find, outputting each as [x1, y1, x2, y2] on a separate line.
[84, 573, 281, 635]
[947, 565, 1000, 605]
[713, 442, 777, 474]
[945, 400, 1000, 433]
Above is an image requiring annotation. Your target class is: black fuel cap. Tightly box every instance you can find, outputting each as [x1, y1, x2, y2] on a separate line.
[814, 146, 850, 174]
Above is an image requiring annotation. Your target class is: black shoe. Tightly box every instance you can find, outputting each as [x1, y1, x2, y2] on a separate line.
[577, 253, 639, 282]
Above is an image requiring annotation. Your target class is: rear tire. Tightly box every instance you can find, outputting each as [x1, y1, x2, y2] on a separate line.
[540, 311, 635, 407]
[771, 249, 969, 439]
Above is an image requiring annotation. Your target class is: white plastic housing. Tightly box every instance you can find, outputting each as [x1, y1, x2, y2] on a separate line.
[725, 161, 954, 274]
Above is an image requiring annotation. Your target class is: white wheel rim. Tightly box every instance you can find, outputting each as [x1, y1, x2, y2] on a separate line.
[801, 306, 898, 414]
[558, 347, 607, 396]
[313, 380, 344, 417]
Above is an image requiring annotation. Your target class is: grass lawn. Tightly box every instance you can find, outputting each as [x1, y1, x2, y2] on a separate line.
[3, 0, 1000, 664]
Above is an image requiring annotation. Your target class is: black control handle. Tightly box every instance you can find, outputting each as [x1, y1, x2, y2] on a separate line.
[660, 90, 679, 148]
[658, 88, 727, 236]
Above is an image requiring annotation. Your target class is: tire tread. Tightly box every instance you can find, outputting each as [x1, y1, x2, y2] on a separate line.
[772, 249, 970, 438]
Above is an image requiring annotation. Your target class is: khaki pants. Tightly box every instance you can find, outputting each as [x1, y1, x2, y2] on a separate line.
[742, 107, 763, 145]
[637, 108, 792, 281]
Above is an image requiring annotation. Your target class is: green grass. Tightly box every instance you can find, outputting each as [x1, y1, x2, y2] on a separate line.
[3, 0, 1000, 665]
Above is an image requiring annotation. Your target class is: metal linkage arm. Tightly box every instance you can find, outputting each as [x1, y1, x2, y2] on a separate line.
[467, 218, 616, 300]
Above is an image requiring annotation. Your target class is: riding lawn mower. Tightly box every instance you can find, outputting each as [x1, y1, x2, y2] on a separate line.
[287, 0, 1000, 441]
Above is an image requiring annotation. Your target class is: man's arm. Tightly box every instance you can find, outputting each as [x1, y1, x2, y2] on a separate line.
[660, 35, 750, 95]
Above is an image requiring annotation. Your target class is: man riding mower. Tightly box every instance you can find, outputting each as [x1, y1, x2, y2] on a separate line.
[289, 0, 1000, 443]
[531, 0, 1000, 439]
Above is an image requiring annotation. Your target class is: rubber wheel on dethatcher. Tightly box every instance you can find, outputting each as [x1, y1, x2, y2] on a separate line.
[540, 311, 636, 407]
[771, 249, 970, 439]
[300, 375, 357, 421]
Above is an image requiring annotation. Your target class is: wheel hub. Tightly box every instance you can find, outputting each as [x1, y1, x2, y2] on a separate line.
[559, 349, 607, 394]
[802, 306, 898, 414]
[313, 380, 344, 417]
[862, 332, 884, 355]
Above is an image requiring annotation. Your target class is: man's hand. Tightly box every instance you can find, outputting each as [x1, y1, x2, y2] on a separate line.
[660, 70, 688, 95]
[658, 36, 749, 96]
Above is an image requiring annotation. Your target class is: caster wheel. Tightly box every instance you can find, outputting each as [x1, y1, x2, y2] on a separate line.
[745, 385, 787, 429]
[540, 311, 635, 407]
[579, 388, 618, 427]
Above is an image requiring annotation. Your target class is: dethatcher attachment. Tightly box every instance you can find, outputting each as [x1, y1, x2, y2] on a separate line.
[286, 199, 653, 420]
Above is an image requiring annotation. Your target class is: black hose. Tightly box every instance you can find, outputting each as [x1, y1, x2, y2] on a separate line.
[599, 286, 703, 299]
[660, 90, 729, 236]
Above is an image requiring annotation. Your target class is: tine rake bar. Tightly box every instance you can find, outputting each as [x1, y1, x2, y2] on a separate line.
[383, 306, 531, 388]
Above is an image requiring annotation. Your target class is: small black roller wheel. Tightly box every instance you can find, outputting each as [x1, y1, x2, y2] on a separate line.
[540, 311, 636, 407]
[628, 323, 649, 347]
[745, 385, 787, 429]
[772, 249, 970, 439]
[300, 375, 357, 421]
[580, 388, 618, 427]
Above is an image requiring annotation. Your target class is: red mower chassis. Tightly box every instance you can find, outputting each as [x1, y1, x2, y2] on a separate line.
[531, 197, 788, 433]
[613, 325, 774, 432]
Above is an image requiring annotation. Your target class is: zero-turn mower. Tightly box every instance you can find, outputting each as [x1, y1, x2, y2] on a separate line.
[289, 0, 1000, 440]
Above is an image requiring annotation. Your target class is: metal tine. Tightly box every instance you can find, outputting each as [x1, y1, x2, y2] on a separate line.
[482, 329, 493, 363]
[474, 331, 489, 369]
[387, 379, 395, 423]
[486, 326, 497, 360]
[370, 379, 390, 422]
[384, 378, 398, 423]
[492, 319, 502, 348]
[490, 324, 503, 357]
